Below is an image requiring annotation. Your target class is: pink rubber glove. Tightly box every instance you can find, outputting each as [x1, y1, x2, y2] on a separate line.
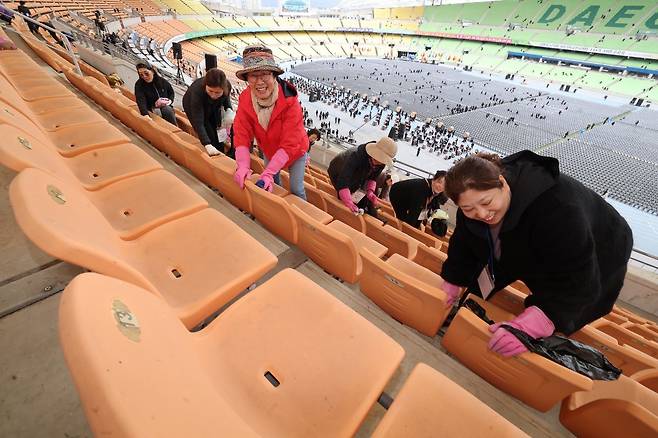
[365, 179, 379, 207]
[305, 154, 311, 166]
[257, 149, 289, 192]
[233, 146, 252, 189]
[338, 188, 359, 213]
[441, 280, 461, 308]
[488, 306, 555, 357]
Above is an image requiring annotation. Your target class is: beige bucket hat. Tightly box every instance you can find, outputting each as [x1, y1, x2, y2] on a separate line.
[365, 137, 397, 166]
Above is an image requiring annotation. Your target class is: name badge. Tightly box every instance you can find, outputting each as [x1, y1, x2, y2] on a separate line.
[477, 266, 495, 300]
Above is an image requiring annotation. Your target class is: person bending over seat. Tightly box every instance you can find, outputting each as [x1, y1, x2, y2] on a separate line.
[134, 62, 177, 127]
[328, 137, 397, 216]
[389, 170, 448, 235]
[232, 45, 309, 200]
[182, 68, 233, 156]
[440, 151, 633, 357]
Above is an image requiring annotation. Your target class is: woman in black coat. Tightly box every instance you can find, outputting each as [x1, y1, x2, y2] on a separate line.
[389, 170, 448, 231]
[134, 63, 177, 126]
[328, 137, 397, 215]
[182, 68, 232, 156]
[440, 150, 632, 357]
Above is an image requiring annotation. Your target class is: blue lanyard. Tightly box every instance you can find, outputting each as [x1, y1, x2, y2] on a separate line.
[486, 227, 496, 284]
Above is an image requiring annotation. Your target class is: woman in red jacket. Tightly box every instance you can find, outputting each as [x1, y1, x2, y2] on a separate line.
[233, 45, 309, 199]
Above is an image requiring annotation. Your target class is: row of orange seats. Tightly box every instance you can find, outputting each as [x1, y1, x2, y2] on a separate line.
[22, 29, 658, 436]
[0, 31, 529, 437]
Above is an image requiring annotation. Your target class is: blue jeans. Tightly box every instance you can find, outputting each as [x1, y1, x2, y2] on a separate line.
[264, 152, 307, 200]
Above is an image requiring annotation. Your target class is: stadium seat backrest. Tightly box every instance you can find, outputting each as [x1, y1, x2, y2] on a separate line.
[359, 250, 449, 337]
[9, 168, 149, 288]
[0, 123, 77, 182]
[442, 295, 592, 412]
[323, 193, 366, 232]
[290, 205, 361, 283]
[59, 273, 260, 437]
[246, 180, 298, 243]
[411, 243, 446, 275]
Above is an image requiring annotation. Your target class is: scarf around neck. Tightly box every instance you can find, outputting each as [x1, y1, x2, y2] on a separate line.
[251, 84, 279, 130]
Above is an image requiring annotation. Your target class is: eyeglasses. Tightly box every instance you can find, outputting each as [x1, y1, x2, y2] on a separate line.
[247, 72, 274, 82]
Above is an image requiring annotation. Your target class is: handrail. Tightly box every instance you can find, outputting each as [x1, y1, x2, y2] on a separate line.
[4, 7, 82, 76]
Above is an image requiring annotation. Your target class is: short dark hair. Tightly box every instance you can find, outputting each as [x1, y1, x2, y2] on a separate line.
[445, 152, 503, 204]
[433, 170, 447, 180]
[136, 62, 153, 72]
[204, 68, 230, 95]
[307, 128, 321, 138]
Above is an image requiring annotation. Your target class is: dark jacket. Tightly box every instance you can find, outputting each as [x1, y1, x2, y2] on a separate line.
[389, 177, 448, 228]
[134, 76, 175, 116]
[441, 150, 633, 335]
[182, 76, 232, 147]
[328, 142, 385, 193]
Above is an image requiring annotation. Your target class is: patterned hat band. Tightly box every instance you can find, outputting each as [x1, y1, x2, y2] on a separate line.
[236, 45, 284, 80]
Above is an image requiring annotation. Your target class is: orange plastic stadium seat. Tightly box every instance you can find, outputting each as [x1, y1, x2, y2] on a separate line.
[626, 324, 658, 343]
[14, 95, 86, 115]
[176, 113, 196, 136]
[0, 127, 206, 239]
[327, 220, 387, 259]
[359, 250, 450, 337]
[488, 286, 528, 317]
[290, 205, 362, 283]
[283, 194, 332, 225]
[323, 193, 366, 232]
[364, 215, 418, 259]
[304, 182, 327, 211]
[245, 181, 298, 243]
[84, 170, 209, 240]
[400, 221, 442, 248]
[59, 271, 404, 437]
[1, 75, 73, 101]
[410, 243, 447, 275]
[279, 169, 291, 190]
[148, 120, 188, 166]
[0, 124, 162, 191]
[570, 325, 658, 392]
[442, 295, 592, 412]
[304, 172, 316, 186]
[207, 157, 253, 213]
[378, 209, 402, 229]
[48, 121, 132, 157]
[613, 306, 651, 325]
[314, 177, 337, 197]
[377, 199, 395, 217]
[372, 363, 527, 438]
[173, 132, 217, 186]
[589, 320, 658, 361]
[250, 154, 265, 174]
[10, 168, 277, 328]
[511, 280, 531, 294]
[101, 90, 139, 122]
[308, 163, 326, 175]
[123, 108, 169, 150]
[602, 312, 629, 325]
[34, 105, 107, 132]
[560, 375, 658, 438]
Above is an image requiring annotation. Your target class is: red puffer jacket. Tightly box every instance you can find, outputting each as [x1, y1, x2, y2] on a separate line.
[233, 78, 308, 167]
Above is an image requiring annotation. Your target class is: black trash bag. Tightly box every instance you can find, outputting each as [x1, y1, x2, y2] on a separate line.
[463, 299, 621, 381]
[500, 324, 621, 381]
